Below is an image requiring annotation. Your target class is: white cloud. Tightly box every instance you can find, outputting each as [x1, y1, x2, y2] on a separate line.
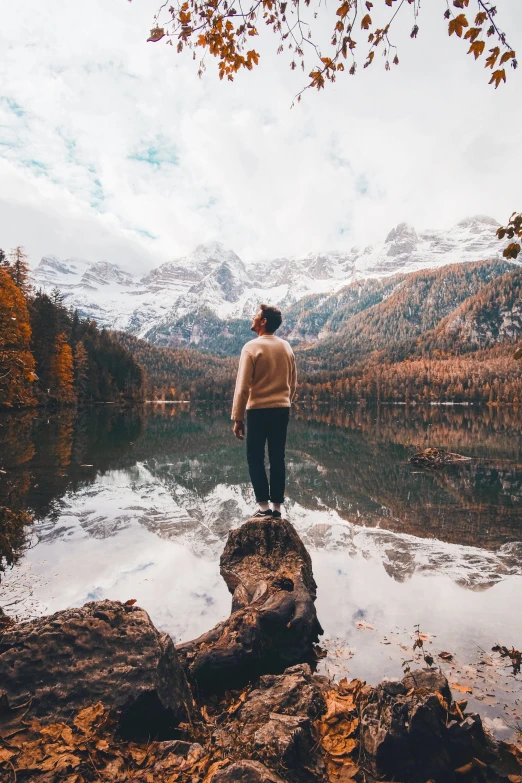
[0, 0, 521, 271]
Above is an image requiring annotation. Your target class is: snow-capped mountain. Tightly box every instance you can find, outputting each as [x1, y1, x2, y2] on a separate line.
[31, 215, 504, 342]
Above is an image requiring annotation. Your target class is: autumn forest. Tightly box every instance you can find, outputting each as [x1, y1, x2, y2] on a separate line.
[2, 244, 522, 410]
[0, 247, 145, 408]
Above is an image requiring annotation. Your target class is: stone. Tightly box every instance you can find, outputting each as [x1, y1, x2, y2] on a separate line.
[237, 664, 325, 739]
[402, 668, 452, 704]
[0, 600, 193, 738]
[210, 760, 286, 783]
[212, 665, 326, 779]
[253, 713, 311, 768]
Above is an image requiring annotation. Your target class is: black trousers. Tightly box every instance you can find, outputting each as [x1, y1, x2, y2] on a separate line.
[246, 407, 290, 504]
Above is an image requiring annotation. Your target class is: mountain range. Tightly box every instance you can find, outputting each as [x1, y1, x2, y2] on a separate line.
[31, 215, 506, 352]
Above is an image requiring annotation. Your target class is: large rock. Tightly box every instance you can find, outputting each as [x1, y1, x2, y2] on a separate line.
[360, 668, 492, 782]
[212, 664, 326, 781]
[177, 518, 323, 692]
[236, 664, 326, 740]
[0, 600, 193, 738]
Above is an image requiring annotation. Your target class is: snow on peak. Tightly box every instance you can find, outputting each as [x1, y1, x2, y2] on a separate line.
[385, 222, 417, 243]
[455, 215, 500, 229]
[30, 215, 505, 338]
[80, 261, 134, 289]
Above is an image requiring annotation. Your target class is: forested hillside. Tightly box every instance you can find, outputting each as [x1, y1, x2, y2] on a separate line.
[141, 259, 517, 357]
[113, 332, 236, 401]
[299, 260, 516, 371]
[0, 247, 145, 408]
[144, 308, 252, 357]
[112, 258, 522, 407]
[295, 263, 522, 405]
[415, 270, 522, 357]
[280, 275, 409, 344]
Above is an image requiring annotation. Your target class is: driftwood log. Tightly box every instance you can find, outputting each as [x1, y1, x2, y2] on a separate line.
[176, 517, 323, 692]
[409, 447, 472, 469]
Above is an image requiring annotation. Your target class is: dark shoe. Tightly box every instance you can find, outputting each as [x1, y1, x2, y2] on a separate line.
[271, 510, 282, 519]
[252, 509, 273, 518]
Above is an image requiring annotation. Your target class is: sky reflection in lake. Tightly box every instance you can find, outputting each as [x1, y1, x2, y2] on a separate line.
[1, 404, 521, 736]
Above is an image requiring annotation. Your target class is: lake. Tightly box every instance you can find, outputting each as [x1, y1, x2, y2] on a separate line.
[1, 403, 521, 739]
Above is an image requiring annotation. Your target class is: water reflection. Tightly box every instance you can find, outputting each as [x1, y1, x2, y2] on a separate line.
[1, 403, 521, 736]
[2, 404, 522, 568]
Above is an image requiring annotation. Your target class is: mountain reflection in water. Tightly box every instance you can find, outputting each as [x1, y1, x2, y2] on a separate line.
[1, 404, 521, 735]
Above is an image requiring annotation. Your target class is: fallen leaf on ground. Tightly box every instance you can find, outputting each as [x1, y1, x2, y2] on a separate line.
[326, 758, 359, 782]
[439, 651, 454, 661]
[203, 758, 230, 782]
[321, 733, 358, 757]
[73, 702, 106, 734]
[455, 757, 487, 774]
[451, 683, 473, 694]
[338, 678, 364, 695]
[226, 688, 249, 715]
[130, 746, 148, 765]
[355, 621, 375, 631]
[323, 691, 356, 721]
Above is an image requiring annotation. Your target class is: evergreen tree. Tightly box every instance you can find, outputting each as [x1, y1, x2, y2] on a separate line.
[73, 340, 90, 399]
[51, 287, 65, 306]
[29, 292, 60, 391]
[71, 309, 81, 345]
[8, 246, 31, 295]
[0, 249, 9, 269]
[0, 269, 37, 407]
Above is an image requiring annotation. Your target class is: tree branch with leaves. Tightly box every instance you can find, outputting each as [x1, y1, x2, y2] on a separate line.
[144, 0, 516, 98]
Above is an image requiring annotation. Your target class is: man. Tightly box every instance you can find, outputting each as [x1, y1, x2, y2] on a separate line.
[232, 304, 297, 519]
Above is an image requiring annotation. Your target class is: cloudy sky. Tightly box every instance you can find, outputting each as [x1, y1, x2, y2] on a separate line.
[1, 0, 521, 272]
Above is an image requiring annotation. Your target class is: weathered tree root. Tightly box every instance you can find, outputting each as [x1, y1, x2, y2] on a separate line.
[176, 517, 324, 693]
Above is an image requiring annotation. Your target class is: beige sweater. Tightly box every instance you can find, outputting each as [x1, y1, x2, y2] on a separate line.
[231, 334, 297, 421]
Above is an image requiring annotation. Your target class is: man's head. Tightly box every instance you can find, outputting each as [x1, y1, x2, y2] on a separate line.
[251, 303, 282, 335]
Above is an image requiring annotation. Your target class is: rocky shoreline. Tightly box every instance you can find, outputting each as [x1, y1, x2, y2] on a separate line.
[0, 517, 520, 782]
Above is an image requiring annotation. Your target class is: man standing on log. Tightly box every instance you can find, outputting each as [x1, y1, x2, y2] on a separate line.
[232, 304, 297, 519]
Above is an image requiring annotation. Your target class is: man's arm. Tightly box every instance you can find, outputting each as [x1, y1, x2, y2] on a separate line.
[231, 347, 254, 424]
[290, 352, 297, 401]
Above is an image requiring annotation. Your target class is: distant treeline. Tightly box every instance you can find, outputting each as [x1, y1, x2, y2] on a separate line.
[114, 331, 235, 402]
[296, 348, 522, 406]
[114, 334, 522, 406]
[0, 247, 145, 408]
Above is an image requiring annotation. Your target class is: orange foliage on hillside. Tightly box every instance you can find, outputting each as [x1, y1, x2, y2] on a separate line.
[0, 269, 36, 407]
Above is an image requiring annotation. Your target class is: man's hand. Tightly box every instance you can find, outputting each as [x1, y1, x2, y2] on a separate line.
[233, 420, 245, 440]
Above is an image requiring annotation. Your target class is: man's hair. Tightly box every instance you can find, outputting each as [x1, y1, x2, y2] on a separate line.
[260, 303, 282, 333]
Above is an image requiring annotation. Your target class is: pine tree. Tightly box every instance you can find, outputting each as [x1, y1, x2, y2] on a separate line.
[74, 340, 90, 399]
[0, 268, 37, 407]
[0, 249, 9, 269]
[51, 287, 65, 306]
[49, 332, 76, 403]
[8, 246, 31, 295]
[29, 292, 60, 391]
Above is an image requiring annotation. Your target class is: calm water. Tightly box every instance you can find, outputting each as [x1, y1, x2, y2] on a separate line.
[1, 404, 521, 737]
